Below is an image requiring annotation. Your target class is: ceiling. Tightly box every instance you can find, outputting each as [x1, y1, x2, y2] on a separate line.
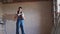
[0, 0, 52, 4]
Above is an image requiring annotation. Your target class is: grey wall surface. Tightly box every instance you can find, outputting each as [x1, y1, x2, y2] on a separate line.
[0, 1, 53, 34]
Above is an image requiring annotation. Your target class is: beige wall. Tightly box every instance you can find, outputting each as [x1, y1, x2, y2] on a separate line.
[0, 1, 53, 34]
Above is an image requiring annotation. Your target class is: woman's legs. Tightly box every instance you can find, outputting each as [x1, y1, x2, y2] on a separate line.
[16, 19, 20, 34]
[20, 20, 25, 34]
[16, 20, 25, 34]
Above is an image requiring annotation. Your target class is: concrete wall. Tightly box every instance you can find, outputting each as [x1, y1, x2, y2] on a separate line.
[0, 1, 53, 34]
[52, 0, 60, 34]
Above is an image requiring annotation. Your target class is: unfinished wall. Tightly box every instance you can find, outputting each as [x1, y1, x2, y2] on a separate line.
[52, 0, 60, 34]
[1, 1, 53, 34]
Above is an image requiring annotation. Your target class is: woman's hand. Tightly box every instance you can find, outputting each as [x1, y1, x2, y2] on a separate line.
[14, 14, 17, 20]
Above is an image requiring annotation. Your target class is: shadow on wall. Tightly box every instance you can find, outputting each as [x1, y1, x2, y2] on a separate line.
[39, 3, 54, 34]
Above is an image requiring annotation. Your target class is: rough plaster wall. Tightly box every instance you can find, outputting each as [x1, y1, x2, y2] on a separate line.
[57, 0, 60, 12]
[1, 1, 53, 34]
[57, 0, 60, 34]
[52, 0, 60, 34]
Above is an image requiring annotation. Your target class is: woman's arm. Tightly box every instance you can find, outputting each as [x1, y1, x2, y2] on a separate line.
[22, 13, 25, 20]
[14, 10, 19, 20]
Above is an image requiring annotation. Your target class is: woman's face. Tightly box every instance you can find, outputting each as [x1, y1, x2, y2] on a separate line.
[20, 8, 22, 12]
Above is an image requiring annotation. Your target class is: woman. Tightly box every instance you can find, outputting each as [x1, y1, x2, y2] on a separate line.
[15, 7, 25, 34]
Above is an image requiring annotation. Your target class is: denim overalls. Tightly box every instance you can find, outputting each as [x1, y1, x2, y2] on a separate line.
[16, 15, 25, 34]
